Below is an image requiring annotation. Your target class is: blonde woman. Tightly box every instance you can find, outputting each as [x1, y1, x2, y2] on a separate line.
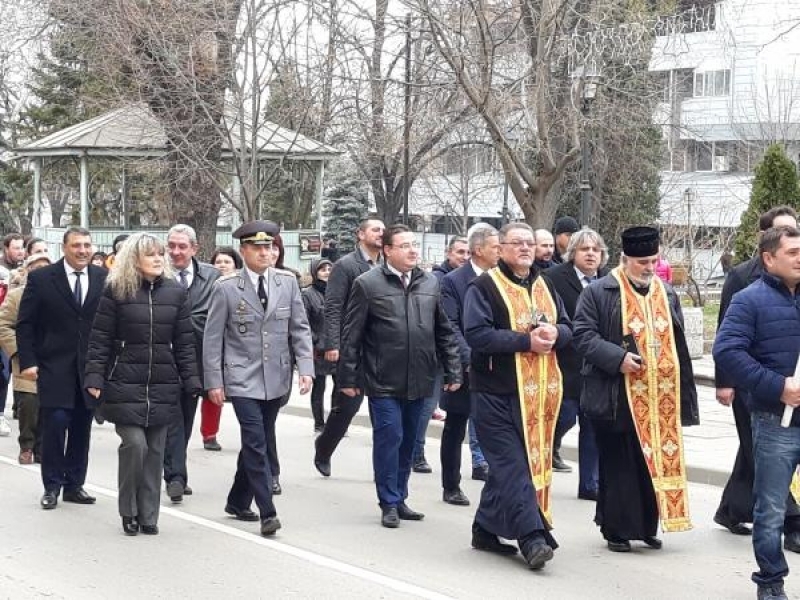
[85, 233, 201, 536]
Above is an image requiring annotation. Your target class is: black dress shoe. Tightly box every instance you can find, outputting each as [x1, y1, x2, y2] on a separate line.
[397, 502, 424, 520]
[643, 536, 662, 550]
[471, 523, 518, 555]
[578, 489, 599, 501]
[225, 504, 260, 522]
[122, 517, 139, 536]
[713, 513, 751, 535]
[272, 477, 282, 495]
[521, 540, 554, 570]
[314, 456, 331, 477]
[552, 451, 572, 473]
[62, 488, 96, 504]
[203, 438, 222, 451]
[443, 488, 470, 506]
[785, 531, 800, 553]
[41, 491, 58, 510]
[412, 456, 432, 474]
[183, 485, 193, 496]
[607, 537, 631, 552]
[381, 506, 400, 528]
[260, 516, 282, 536]
[471, 464, 489, 481]
[166, 480, 183, 503]
[140, 524, 159, 535]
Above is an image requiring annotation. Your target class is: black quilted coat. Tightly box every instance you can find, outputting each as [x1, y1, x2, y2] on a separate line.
[84, 277, 202, 427]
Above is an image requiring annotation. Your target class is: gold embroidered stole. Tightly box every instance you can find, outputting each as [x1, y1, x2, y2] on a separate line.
[612, 266, 692, 532]
[488, 268, 563, 524]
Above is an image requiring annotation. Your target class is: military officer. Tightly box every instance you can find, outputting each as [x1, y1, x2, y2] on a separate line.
[203, 220, 314, 537]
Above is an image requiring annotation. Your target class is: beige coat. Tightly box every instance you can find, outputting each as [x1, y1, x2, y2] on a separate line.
[0, 286, 37, 393]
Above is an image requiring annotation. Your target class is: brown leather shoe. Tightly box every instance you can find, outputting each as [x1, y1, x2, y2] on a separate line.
[18, 449, 34, 465]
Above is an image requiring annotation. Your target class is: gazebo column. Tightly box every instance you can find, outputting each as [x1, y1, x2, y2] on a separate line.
[32, 158, 42, 228]
[79, 153, 89, 228]
[315, 160, 325, 235]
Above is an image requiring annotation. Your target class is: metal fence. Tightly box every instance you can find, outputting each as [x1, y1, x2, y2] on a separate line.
[32, 226, 453, 273]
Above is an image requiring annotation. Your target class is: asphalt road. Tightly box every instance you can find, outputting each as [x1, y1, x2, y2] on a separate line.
[0, 408, 782, 600]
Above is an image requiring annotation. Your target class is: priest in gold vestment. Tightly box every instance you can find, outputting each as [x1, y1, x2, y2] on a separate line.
[463, 222, 573, 570]
[573, 226, 699, 553]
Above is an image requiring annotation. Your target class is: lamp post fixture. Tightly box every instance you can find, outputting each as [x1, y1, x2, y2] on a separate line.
[574, 66, 600, 227]
[684, 187, 695, 275]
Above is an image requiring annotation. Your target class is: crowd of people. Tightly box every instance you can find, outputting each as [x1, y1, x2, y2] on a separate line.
[1, 208, 799, 600]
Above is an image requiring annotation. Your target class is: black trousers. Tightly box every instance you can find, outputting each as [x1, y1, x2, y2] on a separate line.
[441, 411, 469, 491]
[40, 401, 93, 494]
[228, 397, 280, 518]
[716, 393, 800, 530]
[163, 391, 198, 486]
[310, 375, 335, 430]
[314, 385, 364, 461]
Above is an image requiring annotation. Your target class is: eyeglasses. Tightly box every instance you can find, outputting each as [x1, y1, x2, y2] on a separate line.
[391, 242, 420, 250]
[502, 240, 535, 248]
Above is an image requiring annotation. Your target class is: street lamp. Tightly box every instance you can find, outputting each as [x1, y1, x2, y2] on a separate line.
[573, 66, 601, 227]
[684, 187, 695, 275]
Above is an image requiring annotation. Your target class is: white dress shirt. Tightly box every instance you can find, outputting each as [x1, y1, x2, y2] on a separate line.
[176, 260, 195, 289]
[64, 261, 88, 304]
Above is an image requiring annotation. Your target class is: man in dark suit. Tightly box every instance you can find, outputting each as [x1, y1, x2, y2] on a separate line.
[544, 227, 606, 499]
[313, 218, 384, 477]
[17, 226, 107, 509]
[163, 223, 220, 502]
[439, 223, 500, 506]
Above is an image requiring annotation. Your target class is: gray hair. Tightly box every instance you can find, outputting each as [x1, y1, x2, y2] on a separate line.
[466, 223, 498, 251]
[564, 227, 609, 269]
[168, 224, 198, 245]
[498, 222, 533, 242]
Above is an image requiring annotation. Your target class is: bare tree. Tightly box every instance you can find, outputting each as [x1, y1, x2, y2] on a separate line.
[332, 0, 479, 224]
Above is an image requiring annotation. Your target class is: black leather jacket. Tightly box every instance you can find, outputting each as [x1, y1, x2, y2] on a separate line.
[323, 247, 376, 351]
[338, 265, 462, 400]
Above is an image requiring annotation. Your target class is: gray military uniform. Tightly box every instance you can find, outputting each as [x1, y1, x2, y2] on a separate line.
[203, 267, 314, 400]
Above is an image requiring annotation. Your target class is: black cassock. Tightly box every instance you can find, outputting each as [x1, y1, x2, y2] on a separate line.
[591, 392, 659, 542]
[472, 390, 558, 549]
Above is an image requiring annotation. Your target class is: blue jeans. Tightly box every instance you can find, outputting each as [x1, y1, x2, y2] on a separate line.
[468, 418, 487, 469]
[555, 397, 599, 495]
[370, 397, 424, 507]
[751, 411, 800, 587]
[413, 374, 442, 462]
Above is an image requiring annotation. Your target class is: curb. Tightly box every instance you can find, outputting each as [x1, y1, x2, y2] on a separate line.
[281, 403, 730, 488]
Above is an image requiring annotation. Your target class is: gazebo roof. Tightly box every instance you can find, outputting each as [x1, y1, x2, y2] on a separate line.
[13, 103, 341, 161]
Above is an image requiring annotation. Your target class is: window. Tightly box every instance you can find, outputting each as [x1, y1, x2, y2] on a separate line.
[686, 140, 733, 172]
[696, 142, 713, 171]
[693, 70, 731, 97]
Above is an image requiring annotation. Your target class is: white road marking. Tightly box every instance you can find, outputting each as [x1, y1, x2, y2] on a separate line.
[0, 454, 455, 600]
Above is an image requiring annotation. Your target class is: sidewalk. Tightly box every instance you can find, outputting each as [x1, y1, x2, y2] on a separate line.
[283, 354, 740, 489]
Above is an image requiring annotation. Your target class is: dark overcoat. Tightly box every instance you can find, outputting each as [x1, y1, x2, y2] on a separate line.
[572, 274, 699, 426]
[16, 259, 107, 409]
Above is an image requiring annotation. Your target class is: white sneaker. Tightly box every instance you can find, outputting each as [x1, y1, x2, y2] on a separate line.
[0, 415, 10, 436]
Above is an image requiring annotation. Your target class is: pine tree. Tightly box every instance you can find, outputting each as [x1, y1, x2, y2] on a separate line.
[322, 163, 369, 253]
[733, 144, 800, 262]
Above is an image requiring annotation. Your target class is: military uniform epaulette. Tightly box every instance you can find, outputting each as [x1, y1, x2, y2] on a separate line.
[273, 268, 296, 277]
[214, 271, 242, 285]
